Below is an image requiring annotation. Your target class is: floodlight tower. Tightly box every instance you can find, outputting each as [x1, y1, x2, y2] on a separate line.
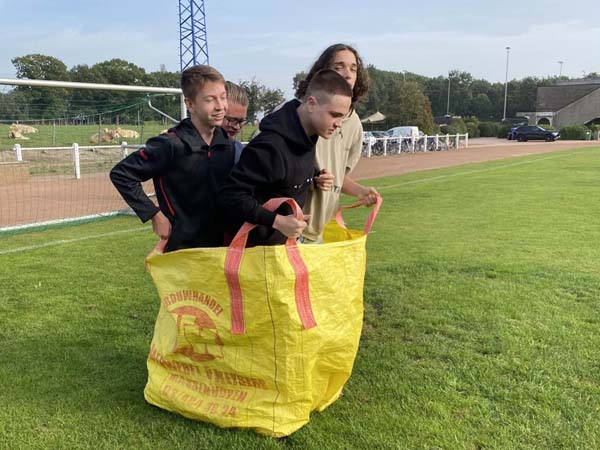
[179, 0, 209, 71]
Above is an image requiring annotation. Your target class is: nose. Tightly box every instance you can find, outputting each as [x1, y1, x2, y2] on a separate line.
[216, 98, 226, 111]
[340, 67, 352, 81]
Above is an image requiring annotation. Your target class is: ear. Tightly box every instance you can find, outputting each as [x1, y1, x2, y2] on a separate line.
[306, 95, 318, 113]
[184, 97, 194, 112]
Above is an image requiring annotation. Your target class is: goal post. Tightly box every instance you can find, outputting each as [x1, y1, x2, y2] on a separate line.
[0, 78, 186, 235]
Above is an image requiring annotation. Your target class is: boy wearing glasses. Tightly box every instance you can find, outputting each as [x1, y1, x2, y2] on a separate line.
[223, 81, 249, 163]
[110, 65, 234, 252]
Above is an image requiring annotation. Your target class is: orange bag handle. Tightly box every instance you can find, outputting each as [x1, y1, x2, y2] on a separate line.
[224, 198, 316, 335]
[335, 194, 383, 233]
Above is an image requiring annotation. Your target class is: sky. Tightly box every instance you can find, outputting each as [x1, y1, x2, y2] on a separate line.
[0, 0, 599, 98]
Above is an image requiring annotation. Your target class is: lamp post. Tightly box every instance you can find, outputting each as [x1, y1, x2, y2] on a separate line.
[558, 60, 564, 77]
[446, 72, 451, 116]
[502, 46, 510, 122]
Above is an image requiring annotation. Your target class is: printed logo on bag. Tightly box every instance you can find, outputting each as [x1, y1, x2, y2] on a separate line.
[148, 290, 271, 419]
[163, 290, 225, 363]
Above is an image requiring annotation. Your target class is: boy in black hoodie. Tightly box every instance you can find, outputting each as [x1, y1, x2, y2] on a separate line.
[218, 69, 353, 246]
[110, 65, 234, 252]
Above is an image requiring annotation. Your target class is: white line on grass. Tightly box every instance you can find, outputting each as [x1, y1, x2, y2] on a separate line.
[376, 150, 593, 191]
[0, 226, 150, 256]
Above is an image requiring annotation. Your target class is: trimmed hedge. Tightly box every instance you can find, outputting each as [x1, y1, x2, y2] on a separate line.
[442, 118, 468, 135]
[466, 122, 479, 138]
[560, 125, 590, 140]
[498, 124, 512, 138]
[538, 124, 556, 131]
[478, 122, 501, 137]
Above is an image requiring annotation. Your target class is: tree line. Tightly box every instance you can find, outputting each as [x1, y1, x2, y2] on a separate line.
[355, 67, 600, 133]
[2, 53, 598, 132]
[0, 54, 285, 124]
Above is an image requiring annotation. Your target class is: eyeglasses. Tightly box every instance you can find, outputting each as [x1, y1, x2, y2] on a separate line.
[224, 116, 246, 126]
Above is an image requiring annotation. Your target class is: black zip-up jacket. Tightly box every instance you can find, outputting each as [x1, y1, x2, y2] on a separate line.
[110, 118, 234, 251]
[218, 99, 318, 246]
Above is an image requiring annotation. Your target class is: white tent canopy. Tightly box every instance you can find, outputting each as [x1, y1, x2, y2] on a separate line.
[361, 111, 386, 123]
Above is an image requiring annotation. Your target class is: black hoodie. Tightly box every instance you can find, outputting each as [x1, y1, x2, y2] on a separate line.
[218, 99, 318, 246]
[110, 118, 234, 251]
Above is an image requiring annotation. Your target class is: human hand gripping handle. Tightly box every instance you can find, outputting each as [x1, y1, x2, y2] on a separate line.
[314, 169, 334, 191]
[225, 198, 316, 335]
[273, 214, 311, 239]
[358, 186, 380, 207]
[335, 194, 383, 234]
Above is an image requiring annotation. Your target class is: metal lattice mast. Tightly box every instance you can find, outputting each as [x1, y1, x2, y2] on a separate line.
[179, 0, 209, 71]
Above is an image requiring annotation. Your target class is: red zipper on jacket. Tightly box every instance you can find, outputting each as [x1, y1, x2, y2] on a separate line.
[158, 176, 175, 216]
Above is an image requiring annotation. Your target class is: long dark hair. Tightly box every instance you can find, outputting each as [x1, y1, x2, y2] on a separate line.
[295, 43, 369, 105]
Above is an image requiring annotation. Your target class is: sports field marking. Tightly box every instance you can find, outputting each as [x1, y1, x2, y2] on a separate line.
[0, 226, 149, 256]
[377, 149, 593, 191]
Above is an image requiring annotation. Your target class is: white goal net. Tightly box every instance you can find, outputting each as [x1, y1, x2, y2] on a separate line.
[0, 78, 184, 234]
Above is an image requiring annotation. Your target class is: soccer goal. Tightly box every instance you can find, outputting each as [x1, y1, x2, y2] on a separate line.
[0, 78, 185, 235]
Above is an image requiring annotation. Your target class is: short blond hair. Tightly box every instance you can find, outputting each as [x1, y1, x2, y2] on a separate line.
[225, 81, 249, 107]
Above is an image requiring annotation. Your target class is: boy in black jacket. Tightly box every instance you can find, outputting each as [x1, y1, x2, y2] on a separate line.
[218, 69, 352, 246]
[110, 65, 234, 252]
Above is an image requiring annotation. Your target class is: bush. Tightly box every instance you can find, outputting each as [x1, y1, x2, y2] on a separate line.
[478, 122, 500, 137]
[560, 125, 590, 140]
[463, 116, 479, 126]
[466, 122, 479, 138]
[444, 118, 467, 135]
[498, 124, 512, 138]
[537, 124, 556, 131]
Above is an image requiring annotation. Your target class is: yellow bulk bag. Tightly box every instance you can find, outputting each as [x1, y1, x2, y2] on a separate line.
[144, 196, 381, 437]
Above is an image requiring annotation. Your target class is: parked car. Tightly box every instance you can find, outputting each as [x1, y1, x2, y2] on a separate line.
[513, 126, 559, 142]
[387, 126, 420, 139]
[371, 131, 388, 139]
[362, 131, 377, 147]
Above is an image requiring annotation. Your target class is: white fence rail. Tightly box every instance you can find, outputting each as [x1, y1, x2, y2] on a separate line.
[363, 133, 468, 157]
[12, 141, 139, 179]
[9, 134, 469, 179]
[10, 134, 469, 179]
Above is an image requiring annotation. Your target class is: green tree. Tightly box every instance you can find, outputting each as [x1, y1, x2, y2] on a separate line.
[469, 93, 493, 120]
[260, 87, 285, 115]
[88, 59, 148, 124]
[292, 71, 306, 95]
[12, 54, 69, 120]
[239, 79, 285, 120]
[386, 80, 435, 134]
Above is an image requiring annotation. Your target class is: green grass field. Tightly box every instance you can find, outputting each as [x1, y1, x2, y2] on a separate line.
[2, 146, 600, 449]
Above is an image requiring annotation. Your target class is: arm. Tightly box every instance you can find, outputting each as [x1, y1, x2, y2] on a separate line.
[218, 139, 307, 238]
[341, 118, 379, 206]
[109, 136, 175, 224]
[341, 175, 379, 206]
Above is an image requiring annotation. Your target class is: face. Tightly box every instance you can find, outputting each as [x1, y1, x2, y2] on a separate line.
[307, 94, 352, 139]
[222, 102, 248, 139]
[329, 49, 358, 90]
[185, 80, 227, 129]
